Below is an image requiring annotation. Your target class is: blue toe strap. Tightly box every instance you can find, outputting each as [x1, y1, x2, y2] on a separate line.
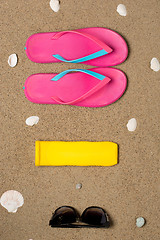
[53, 49, 108, 63]
[51, 69, 106, 81]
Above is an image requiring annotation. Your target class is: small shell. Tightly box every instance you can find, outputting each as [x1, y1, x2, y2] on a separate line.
[150, 58, 160, 72]
[127, 118, 137, 132]
[0, 190, 24, 213]
[26, 116, 39, 126]
[76, 183, 82, 190]
[117, 4, 127, 16]
[136, 217, 145, 227]
[8, 53, 18, 67]
[50, 0, 60, 12]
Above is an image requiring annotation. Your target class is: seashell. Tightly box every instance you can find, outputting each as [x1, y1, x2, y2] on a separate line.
[150, 57, 160, 72]
[76, 183, 82, 190]
[117, 4, 127, 16]
[26, 116, 39, 126]
[50, 0, 60, 12]
[8, 53, 18, 67]
[0, 190, 24, 213]
[127, 118, 137, 132]
[136, 217, 145, 227]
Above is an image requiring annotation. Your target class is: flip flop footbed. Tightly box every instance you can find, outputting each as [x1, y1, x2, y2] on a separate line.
[25, 28, 128, 66]
[24, 68, 127, 108]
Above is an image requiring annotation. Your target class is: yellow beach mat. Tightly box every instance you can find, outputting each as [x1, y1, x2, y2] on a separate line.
[35, 141, 118, 166]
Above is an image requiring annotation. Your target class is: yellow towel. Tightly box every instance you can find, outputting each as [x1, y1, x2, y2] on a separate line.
[35, 141, 118, 166]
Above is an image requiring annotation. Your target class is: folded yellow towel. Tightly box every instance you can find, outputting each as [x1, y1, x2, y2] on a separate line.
[35, 141, 118, 166]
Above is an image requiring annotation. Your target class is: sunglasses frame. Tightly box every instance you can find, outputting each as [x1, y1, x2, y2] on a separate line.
[49, 206, 110, 228]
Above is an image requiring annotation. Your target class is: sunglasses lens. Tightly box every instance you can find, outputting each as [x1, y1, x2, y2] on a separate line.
[49, 207, 77, 226]
[82, 207, 109, 227]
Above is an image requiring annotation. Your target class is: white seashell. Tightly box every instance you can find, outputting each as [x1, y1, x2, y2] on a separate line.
[117, 4, 127, 16]
[0, 190, 24, 213]
[136, 217, 145, 227]
[50, 0, 60, 12]
[26, 116, 39, 126]
[127, 118, 137, 132]
[76, 183, 82, 190]
[8, 53, 18, 67]
[150, 58, 160, 72]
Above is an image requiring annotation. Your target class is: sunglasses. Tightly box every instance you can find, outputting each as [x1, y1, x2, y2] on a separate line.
[49, 206, 110, 228]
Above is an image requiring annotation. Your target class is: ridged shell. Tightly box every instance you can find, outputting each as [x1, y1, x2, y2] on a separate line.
[150, 58, 160, 72]
[50, 0, 60, 12]
[8, 53, 18, 67]
[136, 217, 145, 227]
[26, 116, 39, 126]
[117, 4, 127, 16]
[127, 118, 137, 132]
[0, 190, 24, 213]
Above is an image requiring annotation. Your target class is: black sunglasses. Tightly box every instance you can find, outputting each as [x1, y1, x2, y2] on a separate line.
[49, 206, 110, 228]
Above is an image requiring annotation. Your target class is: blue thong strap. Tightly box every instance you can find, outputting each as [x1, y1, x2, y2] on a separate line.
[52, 49, 108, 63]
[51, 69, 106, 81]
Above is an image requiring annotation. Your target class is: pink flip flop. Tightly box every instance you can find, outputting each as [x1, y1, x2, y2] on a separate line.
[25, 28, 128, 67]
[23, 68, 127, 108]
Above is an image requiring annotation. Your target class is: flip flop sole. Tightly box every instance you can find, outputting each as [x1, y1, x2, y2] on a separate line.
[23, 68, 127, 108]
[25, 28, 128, 67]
